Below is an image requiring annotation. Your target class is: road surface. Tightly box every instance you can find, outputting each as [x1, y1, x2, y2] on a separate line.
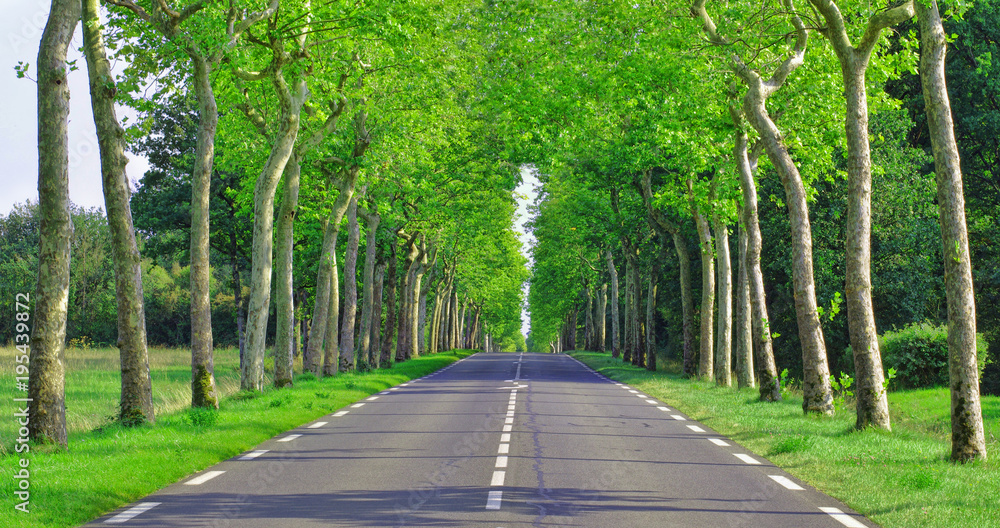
[85, 352, 873, 527]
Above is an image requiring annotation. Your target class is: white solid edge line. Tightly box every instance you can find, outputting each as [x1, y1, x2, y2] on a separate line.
[485, 490, 503, 510]
[819, 507, 867, 527]
[768, 475, 804, 490]
[496, 455, 508, 468]
[277, 434, 302, 442]
[708, 438, 730, 447]
[333, 410, 349, 417]
[238, 449, 269, 460]
[491, 470, 506, 486]
[184, 470, 226, 485]
[687, 425, 705, 432]
[734, 453, 761, 465]
[500, 433, 511, 442]
[351, 403, 365, 408]
[671, 415, 687, 421]
[498, 443, 509, 454]
[104, 502, 162, 523]
[308, 421, 328, 429]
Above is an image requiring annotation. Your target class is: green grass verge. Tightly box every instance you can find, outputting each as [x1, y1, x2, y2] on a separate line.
[571, 351, 1000, 528]
[0, 349, 474, 528]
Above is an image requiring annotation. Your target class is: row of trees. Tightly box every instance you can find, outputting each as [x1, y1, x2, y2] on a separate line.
[514, 0, 996, 463]
[22, 0, 527, 447]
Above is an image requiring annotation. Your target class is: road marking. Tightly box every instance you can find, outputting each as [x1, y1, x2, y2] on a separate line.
[185, 470, 225, 485]
[238, 450, 269, 460]
[496, 455, 508, 468]
[486, 490, 503, 510]
[635, 394, 648, 398]
[506, 410, 515, 417]
[503, 424, 513, 432]
[366, 396, 379, 401]
[491, 470, 506, 486]
[768, 475, 804, 490]
[505, 417, 514, 424]
[104, 502, 161, 523]
[734, 453, 761, 465]
[629, 390, 639, 394]
[378, 391, 389, 395]
[333, 410, 349, 417]
[308, 422, 328, 429]
[508, 405, 516, 411]
[819, 507, 867, 527]
[278, 434, 302, 442]
[657, 406, 671, 412]
[389, 387, 399, 391]
[671, 415, 687, 421]
[351, 403, 365, 408]
[644, 399, 657, 404]
[687, 425, 706, 432]
[708, 438, 729, 447]
[501, 433, 511, 442]
[498, 444, 509, 454]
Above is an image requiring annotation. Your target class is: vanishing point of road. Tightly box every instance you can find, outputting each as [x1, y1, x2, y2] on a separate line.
[86, 352, 873, 527]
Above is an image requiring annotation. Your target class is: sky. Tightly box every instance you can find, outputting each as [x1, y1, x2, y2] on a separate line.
[515, 166, 540, 339]
[1, 3, 149, 216]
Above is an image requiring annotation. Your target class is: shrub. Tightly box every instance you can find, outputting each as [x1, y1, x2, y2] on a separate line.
[880, 322, 988, 389]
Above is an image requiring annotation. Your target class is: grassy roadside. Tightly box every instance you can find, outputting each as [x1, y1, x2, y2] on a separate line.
[571, 351, 1000, 528]
[0, 349, 474, 528]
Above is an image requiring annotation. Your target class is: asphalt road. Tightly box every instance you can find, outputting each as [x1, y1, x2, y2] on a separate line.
[85, 352, 875, 527]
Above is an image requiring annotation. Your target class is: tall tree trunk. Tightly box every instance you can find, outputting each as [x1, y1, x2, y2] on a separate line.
[916, 0, 987, 462]
[242, 71, 307, 391]
[82, 0, 154, 423]
[409, 239, 430, 358]
[646, 261, 658, 371]
[28, 0, 78, 445]
[339, 193, 361, 372]
[322, 253, 340, 376]
[396, 234, 418, 362]
[690, 180, 716, 381]
[606, 249, 621, 359]
[597, 283, 607, 352]
[714, 212, 732, 387]
[358, 204, 380, 366]
[272, 152, 300, 388]
[234, 247, 246, 370]
[807, 0, 913, 428]
[188, 54, 219, 408]
[584, 285, 594, 351]
[370, 260, 387, 367]
[380, 244, 398, 366]
[734, 202, 755, 389]
[630, 257, 644, 367]
[623, 255, 634, 363]
[731, 106, 779, 401]
[449, 286, 459, 351]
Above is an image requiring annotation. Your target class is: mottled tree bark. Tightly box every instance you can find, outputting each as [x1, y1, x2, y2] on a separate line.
[322, 252, 340, 377]
[714, 212, 732, 387]
[82, 0, 154, 422]
[272, 152, 301, 388]
[396, 232, 419, 361]
[646, 262, 659, 371]
[689, 179, 716, 381]
[339, 193, 361, 372]
[916, 0, 987, 462]
[28, 0, 79, 445]
[358, 204, 380, 366]
[597, 283, 607, 352]
[584, 285, 594, 350]
[606, 249, 621, 359]
[807, 0, 914, 429]
[623, 254, 634, 363]
[734, 202, 755, 389]
[370, 260, 387, 367]
[380, 244, 398, 366]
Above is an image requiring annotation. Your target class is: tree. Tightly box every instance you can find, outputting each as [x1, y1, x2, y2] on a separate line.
[28, 0, 79, 446]
[82, 0, 154, 424]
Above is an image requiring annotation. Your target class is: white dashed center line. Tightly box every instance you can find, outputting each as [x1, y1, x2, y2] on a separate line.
[366, 396, 379, 401]
[768, 475, 804, 490]
[708, 438, 729, 447]
[733, 453, 761, 465]
[486, 490, 503, 510]
[351, 403, 365, 408]
[495, 455, 508, 468]
[498, 444, 509, 454]
[277, 434, 301, 442]
[657, 406, 671, 412]
[184, 470, 225, 485]
[104, 502, 161, 523]
[644, 399, 657, 404]
[819, 507, 867, 527]
[308, 421, 328, 429]
[333, 410, 349, 417]
[687, 425, 706, 432]
[501, 433, 511, 442]
[491, 470, 506, 486]
[238, 450, 269, 460]
[671, 415, 687, 421]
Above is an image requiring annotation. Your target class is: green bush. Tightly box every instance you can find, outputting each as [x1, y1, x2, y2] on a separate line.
[880, 322, 989, 389]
